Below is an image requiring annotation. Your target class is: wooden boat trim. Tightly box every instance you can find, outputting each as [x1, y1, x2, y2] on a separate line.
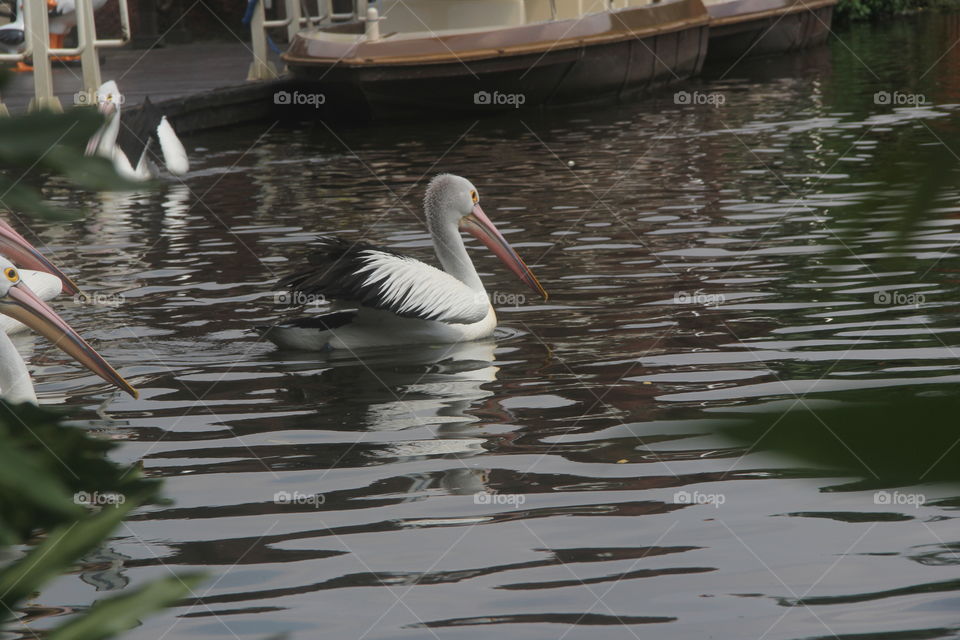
[284, 0, 710, 68]
[707, 0, 835, 27]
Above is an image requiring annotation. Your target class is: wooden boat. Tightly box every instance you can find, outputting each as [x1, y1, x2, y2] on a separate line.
[703, 0, 835, 64]
[282, 0, 710, 119]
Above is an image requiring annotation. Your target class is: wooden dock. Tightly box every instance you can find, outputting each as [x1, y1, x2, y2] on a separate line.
[0, 42, 286, 134]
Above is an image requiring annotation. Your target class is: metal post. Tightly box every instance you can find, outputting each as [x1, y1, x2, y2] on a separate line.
[247, 0, 278, 80]
[285, 0, 301, 42]
[25, 0, 61, 112]
[365, 7, 379, 41]
[77, 0, 101, 104]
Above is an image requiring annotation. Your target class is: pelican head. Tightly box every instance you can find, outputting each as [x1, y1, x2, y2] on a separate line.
[0, 219, 80, 295]
[425, 173, 547, 299]
[95, 80, 122, 118]
[0, 257, 137, 398]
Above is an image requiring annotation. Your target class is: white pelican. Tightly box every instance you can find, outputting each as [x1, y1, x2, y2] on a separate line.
[86, 80, 190, 181]
[48, 0, 107, 57]
[0, 218, 83, 334]
[260, 174, 547, 350]
[0, 255, 136, 404]
[0, 218, 80, 295]
[0, 0, 30, 72]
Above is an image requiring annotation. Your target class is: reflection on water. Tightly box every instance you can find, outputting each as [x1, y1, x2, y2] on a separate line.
[11, 13, 960, 640]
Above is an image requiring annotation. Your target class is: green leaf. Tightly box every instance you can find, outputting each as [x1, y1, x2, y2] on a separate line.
[0, 109, 103, 161]
[0, 447, 83, 524]
[0, 500, 137, 611]
[47, 573, 207, 640]
[0, 176, 82, 220]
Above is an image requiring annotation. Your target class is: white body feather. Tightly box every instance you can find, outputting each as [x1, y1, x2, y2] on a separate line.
[0, 330, 37, 404]
[49, 0, 108, 35]
[157, 117, 189, 175]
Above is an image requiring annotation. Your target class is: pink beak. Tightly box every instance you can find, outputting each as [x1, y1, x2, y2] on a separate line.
[459, 204, 547, 300]
[0, 220, 81, 295]
[1, 281, 138, 399]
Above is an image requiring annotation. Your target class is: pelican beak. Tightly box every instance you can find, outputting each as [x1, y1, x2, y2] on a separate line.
[0, 281, 138, 399]
[460, 204, 548, 300]
[0, 220, 81, 295]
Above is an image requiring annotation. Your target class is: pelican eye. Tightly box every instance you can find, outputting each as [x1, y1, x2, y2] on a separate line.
[4, 267, 19, 283]
[470, 190, 478, 204]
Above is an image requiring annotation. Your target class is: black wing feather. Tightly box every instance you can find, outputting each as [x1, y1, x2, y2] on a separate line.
[116, 96, 163, 167]
[278, 236, 484, 324]
[279, 236, 408, 308]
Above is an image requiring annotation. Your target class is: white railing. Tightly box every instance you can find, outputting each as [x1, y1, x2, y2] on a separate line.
[249, 0, 375, 81]
[0, 0, 130, 113]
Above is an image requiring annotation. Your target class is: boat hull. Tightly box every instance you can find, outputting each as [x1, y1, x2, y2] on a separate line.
[705, 0, 835, 64]
[282, 0, 710, 119]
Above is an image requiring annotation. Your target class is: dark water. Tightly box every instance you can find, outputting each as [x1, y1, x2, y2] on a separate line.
[13, 14, 960, 640]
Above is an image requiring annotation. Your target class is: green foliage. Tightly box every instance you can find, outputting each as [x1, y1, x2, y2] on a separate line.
[47, 573, 206, 640]
[0, 89, 203, 640]
[834, 0, 960, 22]
[835, 0, 913, 22]
[0, 402, 159, 545]
[713, 388, 960, 487]
[0, 401, 204, 638]
[0, 104, 143, 220]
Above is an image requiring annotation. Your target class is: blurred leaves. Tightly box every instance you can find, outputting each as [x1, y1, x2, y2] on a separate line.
[47, 573, 205, 640]
[0, 401, 203, 638]
[712, 387, 960, 488]
[0, 105, 144, 220]
[0, 402, 158, 546]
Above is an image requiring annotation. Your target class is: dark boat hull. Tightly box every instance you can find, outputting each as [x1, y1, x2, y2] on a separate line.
[705, 0, 836, 64]
[282, 0, 710, 120]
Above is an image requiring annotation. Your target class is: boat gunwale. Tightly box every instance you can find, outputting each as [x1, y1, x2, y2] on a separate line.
[283, 0, 710, 68]
[706, 0, 836, 27]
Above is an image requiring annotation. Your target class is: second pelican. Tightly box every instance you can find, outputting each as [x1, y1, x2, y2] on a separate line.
[260, 174, 546, 350]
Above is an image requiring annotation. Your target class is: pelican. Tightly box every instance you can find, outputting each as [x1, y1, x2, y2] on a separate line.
[0, 218, 80, 295]
[0, 0, 30, 72]
[85, 80, 190, 181]
[0, 218, 82, 334]
[0, 256, 136, 404]
[48, 0, 107, 57]
[260, 174, 547, 351]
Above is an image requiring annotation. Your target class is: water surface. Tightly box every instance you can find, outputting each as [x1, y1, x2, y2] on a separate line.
[12, 14, 960, 640]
